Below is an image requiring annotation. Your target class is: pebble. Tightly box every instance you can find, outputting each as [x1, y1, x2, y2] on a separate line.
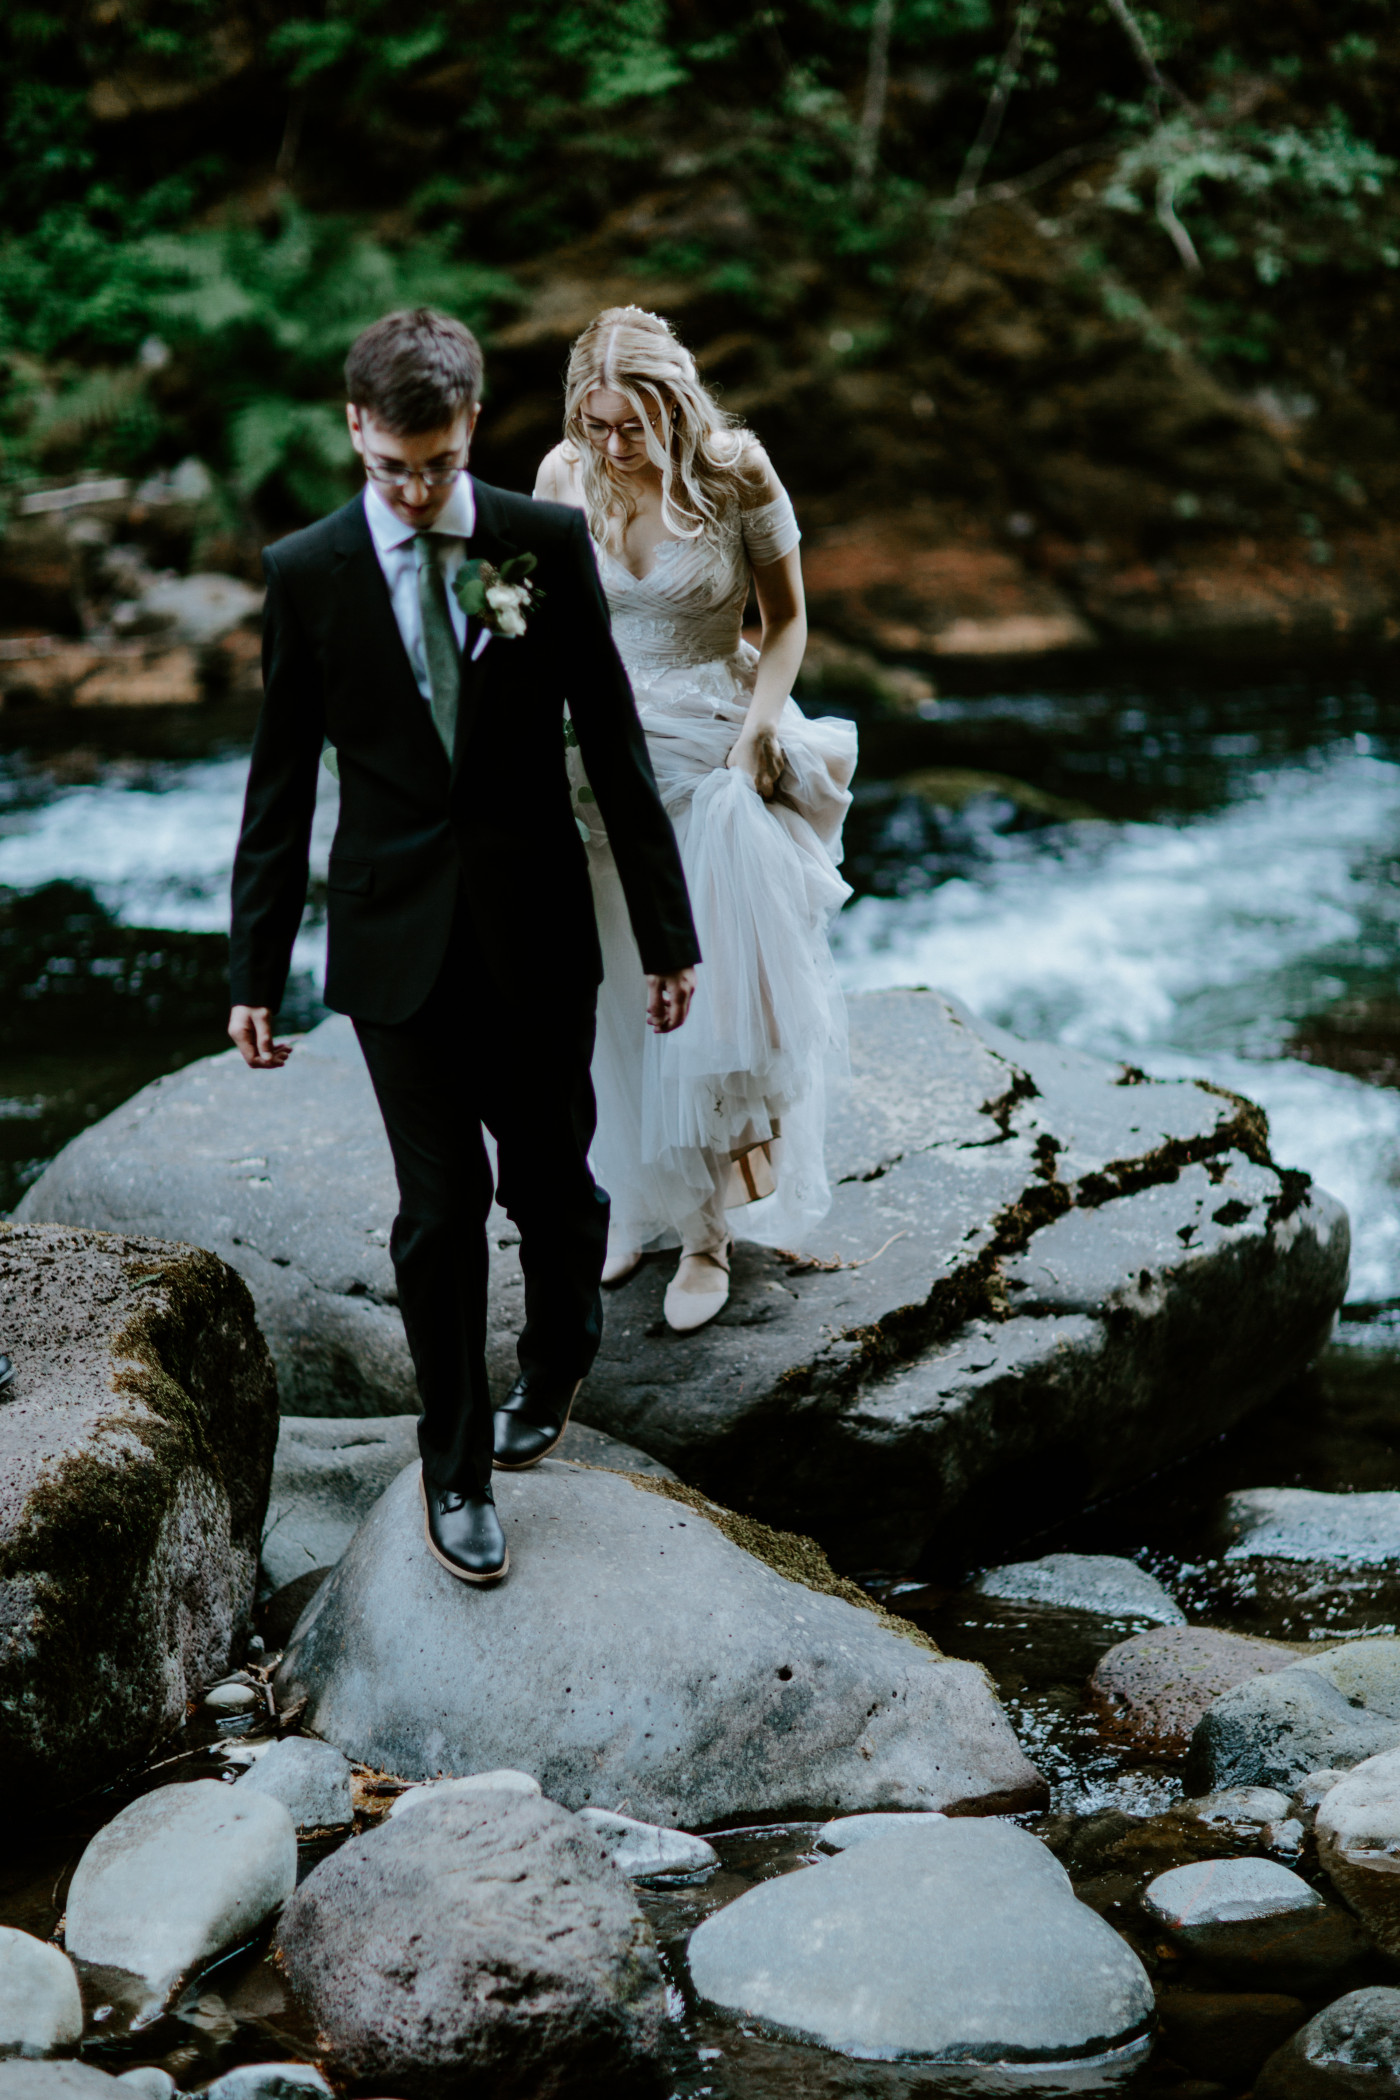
[64, 1781, 297, 2010]
[386, 1770, 542, 1820]
[1316, 1745, 1400, 1957]
[235, 1738, 353, 1832]
[1142, 1857, 1369, 1991]
[198, 2069, 333, 2100]
[1176, 1789, 1304, 1856]
[202, 1682, 259, 1714]
[574, 1808, 717, 1880]
[688, 1817, 1153, 2066]
[816, 1811, 948, 1850]
[0, 1927, 83, 2058]
[114, 2074, 174, 2100]
[972, 1552, 1185, 1623]
[1255, 1985, 1400, 2100]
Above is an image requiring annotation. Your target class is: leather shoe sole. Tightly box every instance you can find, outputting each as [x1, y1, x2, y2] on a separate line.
[419, 1477, 509, 1585]
[493, 1377, 583, 1472]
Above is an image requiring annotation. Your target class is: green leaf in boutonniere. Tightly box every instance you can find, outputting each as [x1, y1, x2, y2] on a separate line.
[453, 553, 543, 639]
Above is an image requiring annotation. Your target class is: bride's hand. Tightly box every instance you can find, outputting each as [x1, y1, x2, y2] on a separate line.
[727, 726, 785, 800]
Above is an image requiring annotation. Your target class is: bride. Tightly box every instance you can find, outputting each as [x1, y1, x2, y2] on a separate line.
[535, 306, 857, 1332]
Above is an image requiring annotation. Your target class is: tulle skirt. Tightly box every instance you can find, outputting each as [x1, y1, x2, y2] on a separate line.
[574, 645, 857, 1253]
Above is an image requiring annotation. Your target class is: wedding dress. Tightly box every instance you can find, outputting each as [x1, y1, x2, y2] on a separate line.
[571, 480, 857, 1255]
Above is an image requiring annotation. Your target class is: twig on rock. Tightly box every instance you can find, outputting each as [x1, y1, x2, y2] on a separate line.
[782, 1231, 908, 1275]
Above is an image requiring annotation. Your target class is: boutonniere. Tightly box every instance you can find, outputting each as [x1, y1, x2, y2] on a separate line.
[453, 553, 543, 639]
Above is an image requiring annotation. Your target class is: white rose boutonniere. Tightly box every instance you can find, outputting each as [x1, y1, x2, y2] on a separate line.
[453, 552, 543, 638]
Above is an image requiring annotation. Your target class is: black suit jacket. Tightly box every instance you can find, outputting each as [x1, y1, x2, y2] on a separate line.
[229, 479, 699, 1025]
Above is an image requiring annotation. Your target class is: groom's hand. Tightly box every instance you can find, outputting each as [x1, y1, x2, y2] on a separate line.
[646, 969, 694, 1035]
[229, 1005, 293, 1069]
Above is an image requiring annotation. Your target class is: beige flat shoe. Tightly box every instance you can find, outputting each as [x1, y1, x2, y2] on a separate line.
[602, 1245, 644, 1287]
[663, 1240, 732, 1334]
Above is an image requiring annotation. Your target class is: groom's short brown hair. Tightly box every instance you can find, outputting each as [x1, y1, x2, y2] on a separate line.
[345, 308, 483, 434]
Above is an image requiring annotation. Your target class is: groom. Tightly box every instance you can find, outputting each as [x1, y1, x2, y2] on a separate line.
[228, 307, 698, 1586]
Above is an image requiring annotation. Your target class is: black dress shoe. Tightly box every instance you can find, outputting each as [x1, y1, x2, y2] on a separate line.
[492, 1371, 583, 1472]
[419, 1475, 508, 1584]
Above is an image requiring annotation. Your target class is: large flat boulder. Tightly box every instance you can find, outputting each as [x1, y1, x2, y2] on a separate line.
[19, 990, 1349, 1569]
[0, 1225, 278, 1804]
[273, 1459, 1044, 1824]
[686, 1818, 1153, 2066]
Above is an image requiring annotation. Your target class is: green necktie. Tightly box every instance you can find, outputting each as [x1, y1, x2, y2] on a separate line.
[414, 533, 460, 759]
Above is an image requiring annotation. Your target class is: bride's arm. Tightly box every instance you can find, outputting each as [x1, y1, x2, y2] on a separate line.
[727, 449, 806, 798]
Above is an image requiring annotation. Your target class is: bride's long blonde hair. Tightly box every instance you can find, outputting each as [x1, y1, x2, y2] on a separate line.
[562, 307, 751, 546]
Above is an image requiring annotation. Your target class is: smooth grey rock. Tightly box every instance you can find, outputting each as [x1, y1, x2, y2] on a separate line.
[19, 992, 1348, 1570]
[0, 2070, 121, 2099]
[203, 1682, 257, 1712]
[0, 1928, 82, 2058]
[1189, 1666, 1400, 1794]
[65, 1781, 297, 2009]
[0, 1226, 278, 1807]
[1180, 1787, 1294, 1827]
[114, 2075, 174, 2100]
[275, 1792, 665, 2098]
[817, 1811, 948, 1850]
[235, 1736, 353, 1831]
[1294, 1771, 1349, 1818]
[274, 1461, 1043, 1824]
[259, 1413, 670, 1601]
[1256, 1987, 1400, 2100]
[574, 1808, 718, 1880]
[972, 1553, 1184, 1623]
[134, 573, 261, 646]
[387, 1771, 542, 1819]
[198, 2069, 332, 2100]
[1226, 1492, 1400, 1567]
[1317, 1746, 1400, 1958]
[687, 1819, 1153, 2064]
[1143, 1858, 1369, 1989]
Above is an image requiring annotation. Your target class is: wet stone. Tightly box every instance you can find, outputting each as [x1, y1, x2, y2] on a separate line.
[688, 1819, 1153, 2067]
[275, 1792, 666, 2100]
[1090, 1627, 1294, 1757]
[1316, 1746, 1400, 1959]
[64, 1781, 297, 2012]
[0, 2070, 123, 2100]
[387, 1771, 543, 1820]
[112, 2076, 173, 2100]
[1142, 1857, 1370, 1992]
[1188, 1662, 1400, 1794]
[197, 2069, 333, 2100]
[816, 1810, 948, 1851]
[274, 1460, 1043, 1825]
[1156, 1991, 1308, 2088]
[574, 1809, 718, 1881]
[973, 1553, 1184, 1623]
[1255, 1986, 1400, 2100]
[234, 1737, 353, 1832]
[0, 1927, 83, 2058]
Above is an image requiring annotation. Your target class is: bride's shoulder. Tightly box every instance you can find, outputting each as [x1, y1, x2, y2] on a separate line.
[729, 435, 784, 511]
[534, 441, 585, 507]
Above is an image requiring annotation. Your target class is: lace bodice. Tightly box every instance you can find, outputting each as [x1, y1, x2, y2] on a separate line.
[599, 490, 800, 686]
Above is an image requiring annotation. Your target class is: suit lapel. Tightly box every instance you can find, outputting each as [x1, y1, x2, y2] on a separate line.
[451, 477, 521, 787]
[329, 496, 447, 784]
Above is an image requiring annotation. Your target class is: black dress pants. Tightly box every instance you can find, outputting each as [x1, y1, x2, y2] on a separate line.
[353, 910, 609, 1498]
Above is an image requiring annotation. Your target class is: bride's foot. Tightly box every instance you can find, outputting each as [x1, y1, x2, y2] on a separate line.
[663, 1240, 732, 1333]
[601, 1244, 644, 1287]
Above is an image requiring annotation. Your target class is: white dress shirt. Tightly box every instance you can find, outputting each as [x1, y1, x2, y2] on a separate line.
[363, 473, 476, 703]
